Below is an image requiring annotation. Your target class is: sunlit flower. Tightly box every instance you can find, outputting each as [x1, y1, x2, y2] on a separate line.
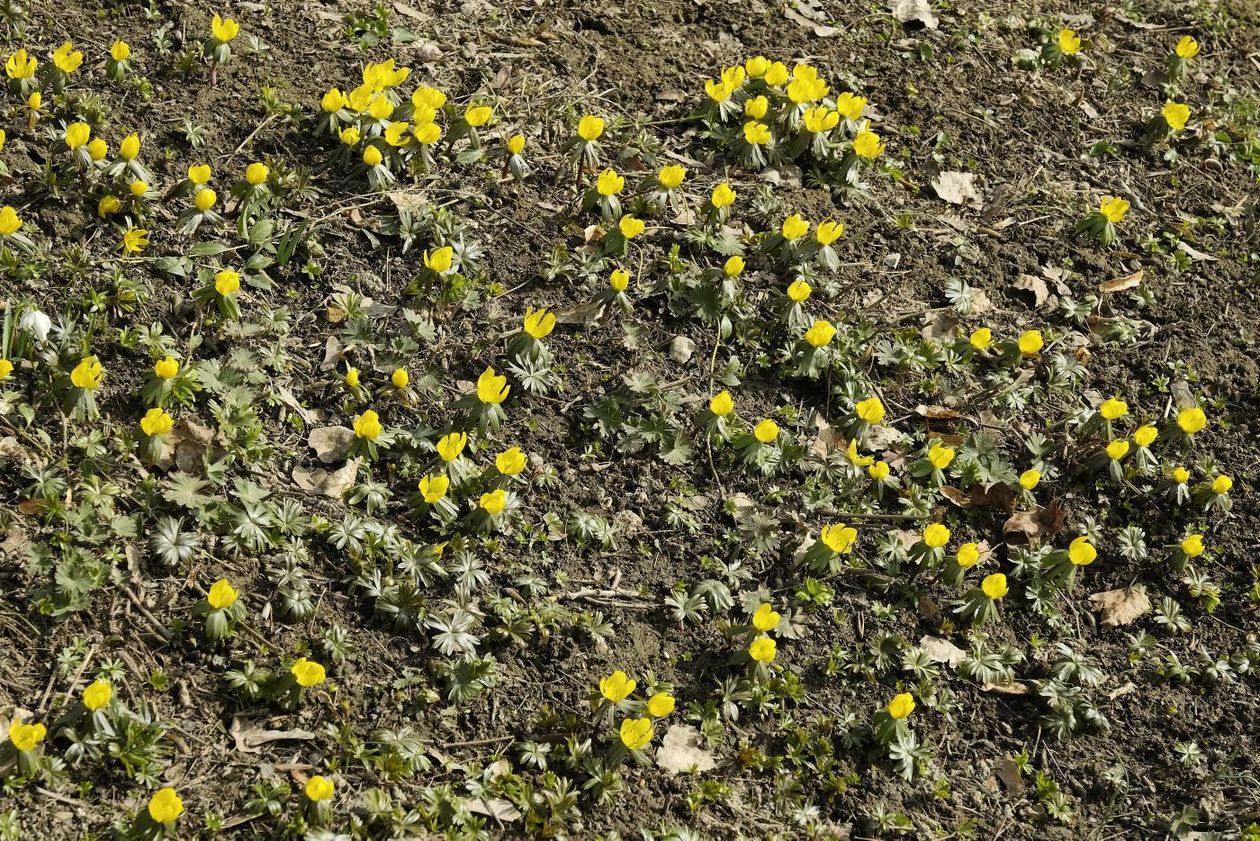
[1181, 534, 1204, 558]
[855, 396, 885, 424]
[140, 408, 174, 436]
[956, 542, 980, 568]
[207, 578, 238, 610]
[214, 269, 240, 296]
[477, 366, 510, 404]
[928, 443, 955, 469]
[646, 692, 675, 717]
[194, 188, 217, 212]
[71, 356, 104, 390]
[743, 121, 772, 145]
[0, 360, 12, 381]
[1175, 35, 1200, 59]
[853, 129, 884, 159]
[147, 788, 184, 824]
[322, 88, 346, 112]
[291, 657, 326, 687]
[752, 603, 780, 632]
[787, 279, 812, 303]
[804, 320, 835, 348]
[391, 368, 409, 389]
[52, 41, 84, 74]
[781, 214, 809, 240]
[600, 670, 636, 701]
[98, 195, 122, 218]
[816, 220, 844, 245]
[212, 14, 241, 43]
[618, 215, 645, 239]
[609, 269, 630, 292]
[820, 524, 857, 554]
[887, 693, 915, 719]
[765, 61, 790, 86]
[1017, 330, 1044, 354]
[1019, 469, 1041, 490]
[1058, 28, 1081, 55]
[363, 145, 383, 167]
[745, 55, 770, 77]
[658, 164, 686, 189]
[704, 79, 734, 103]
[596, 168, 624, 196]
[111, 40, 131, 62]
[8, 721, 45, 752]
[981, 573, 1008, 599]
[709, 390, 734, 417]
[436, 431, 467, 462]
[1177, 407, 1206, 434]
[1134, 425, 1157, 448]
[480, 488, 507, 514]
[748, 636, 776, 663]
[83, 679, 112, 711]
[869, 460, 890, 480]
[424, 245, 454, 273]
[122, 227, 149, 254]
[353, 409, 382, 441]
[65, 122, 91, 150]
[1162, 101, 1190, 131]
[5, 48, 36, 79]
[834, 92, 867, 121]
[1171, 466, 1191, 484]
[120, 133, 141, 161]
[577, 114, 605, 141]
[412, 86, 447, 110]
[0, 206, 23, 236]
[245, 162, 269, 185]
[522, 307, 556, 339]
[803, 106, 839, 133]
[1105, 440, 1129, 461]
[620, 717, 653, 749]
[846, 440, 873, 468]
[1068, 536, 1097, 566]
[753, 419, 779, 444]
[464, 105, 493, 127]
[419, 474, 450, 503]
[923, 523, 950, 549]
[339, 126, 361, 145]
[744, 95, 768, 119]
[496, 447, 526, 475]
[711, 182, 736, 209]
[723, 255, 744, 277]
[506, 134, 526, 155]
[1099, 196, 1130, 224]
[1212, 475, 1232, 495]
[130, 180, 149, 198]
[305, 776, 335, 802]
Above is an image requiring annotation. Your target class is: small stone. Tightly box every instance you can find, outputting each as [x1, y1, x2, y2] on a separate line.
[669, 336, 695, 365]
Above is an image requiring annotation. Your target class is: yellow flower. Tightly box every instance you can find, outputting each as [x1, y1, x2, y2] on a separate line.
[748, 636, 777, 663]
[353, 409, 382, 441]
[1105, 439, 1129, 460]
[148, 788, 183, 823]
[413, 122, 442, 145]
[853, 129, 884, 159]
[1100, 400, 1126, 421]
[506, 134, 526, 155]
[618, 215, 645, 239]
[656, 164, 686, 189]
[709, 390, 734, 417]
[122, 227, 149, 254]
[523, 307, 556, 339]
[981, 572, 1008, 599]
[846, 440, 873, 468]
[120, 133, 141, 161]
[53, 41, 83, 74]
[956, 543, 980, 568]
[291, 657, 326, 687]
[26, 92, 41, 111]
[1177, 407, 1206, 434]
[744, 95, 769, 120]
[214, 269, 240, 296]
[194, 188, 218, 212]
[464, 105, 493, 127]
[816, 220, 844, 246]
[496, 447, 527, 475]
[477, 366, 510, 404]
[855, 396, 885, 424]
[711, 182, 736, 208]
[1099, 196, 1130, 223]
[577, 114, 604, 141]
[1163, 101, 1190, 131]
[609, 268, 630, 292]
[5, 48, 36, 79]
[745, 55, 770, 77]
[928, 443, 955, 469]
[781, 214, 809, 240]
[130, 180, 149, 198]
[362, 58, 409, 91]
[1017, 330, 1044, 354]
[923, 523, 950, 549]
[1175, 35, 1200, 59]
[111, 40, 131, 62]
[88, 138, 109, 161]
[66, 122, 91, 150]
[743, 121, 772, 146]
[245, 162, 269, 185]
[98, 195, 122, 218]
[363, 145, 383, 167]
[887, 693, 915, 719]
[803, 106, 839, 134]
[596, 168, 624, 196]
[188, 163, 212, 185]
[212, 13, 241, 42]
[787, 279, 812, 303]
[969, 327, 993, 350]
[0, 129, 6, 151]
[419, 474, 450, 503]
[752, 603, 780, 632]
[753, 419, 779, 444]
[71, 356, 104, 390]
[322, 88, 346, 112]
[704, 79, 734, 103]
[1058, 28, 1081, 55]
[412, 86, 447, 109]
[721, 65, 746, 87]
[83, 679, 112, 711]
[869, 460, 890, 480]
[834, 92, 867, 121]
[206, 578, 238, 610]
[1171, 466, 1191, 484]
[339, 126, 361, 146]
[1181, 534, 1204, 558]
[1212, 475, 1232, 495]
[424, 245, 454, 273]
[723, 255, 745, 277]
[1134, 425, 1158, 448]
[391, 368, 409, 389]
[140, 408, 174, 437]
[0, 359, 11, 380]
[620, 717, 654, 750]
[0, 206, 23, 236]
[804, 320, 835, 348]
[646, 692, 675, 718]
[343, 368, 360, 389]
[1068, 536, 1097, 566]
[9, 721, 46, 752]
[787, 76, 828, 104]
[820, 524, 857, 554]
[600, 670, 636, 701]
[1018, 468, 1041, 490]
[305, 776, 335, 802]
[765, 61, 790, 86]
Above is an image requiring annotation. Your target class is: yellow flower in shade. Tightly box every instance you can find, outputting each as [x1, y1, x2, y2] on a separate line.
[748, 636, 776, 663]
[1212, 475, 1232, 495]
[363, 145, 383, 167]
[245, 162, 269, 185]
[27, 92, 41, 111]
[412, 86, 446, 109]
[1099, 196, 1130, 223]
[620, 717, 653, 750]
[464, 105, 493, 127]
[506, 134, 526, 155]
[765, 61, 790, 86]
[820, 524, 857, 554]
[1068, 536, 1097, 566]
[923, 523, 951, 549]
[744, 95, 769, 119]
[53, 41, 83, 73]
[339, 126, 361, 146]
[658, 164, 686, 189]
[787, 279, 812, 303]
[194, 188, 217, 212]
[577, 114, 604, 141]
[609, 269, 630, 292]
[496, 447, 527, 475]
[212, 14, 240, 42]
[523, 307, 556, 339]
[709, 390, 734, 417]
[1181, 534, 1204, 558]
[928, 443, 955, 469]
[147, 788, 183, 824]
[140, 408, 174, 437]
[855, 396, 885, 424]
[1177, 407, 1206, 434]
[0, 130, 6, 151]
[88, 138, 108, 161]
[214, 269, 240, 296]
[646, 692, 675, 718]
[71, 356, 104, 390]
[887, 693, 915, 719]
[834, 92, 867, 121]
[956, 543, 980, 568]
[123, 227, 149, 253]
[853, 129, 884, 159]
[711, 182, 736, 209]
[207, 578, 238, 610]
[119, 133, 141, 161]
[803, 106, 839, 134]
[480, 488, 507, 515]
[969, 327, 993, 349]
[477, 366, 510, 404]
[816, 220, 844, 245]
[291, 657, 326, 687]
[305, 776, 335, 802]
[66, 122, 91, 150]
[0, 360, 11, 380]
[753, 419, 780, 444]
[5, 48, 36, 79]
[781, 214, 809, 240]
[418, 474, 449, 503]
[424, 246, 454, 273]
[723, 255, 745, 277]
[188, 163, 212, 185]
[83, 679, 112, 711]
[752, 603, 780, 632]
[804, 320, 835, 348]
[353, 409, 382, 441]
[0, 206, 22, 236]
[596, 169, 624, 196]
[1058, 28, 1081, 55]
[391, 368, 409, 389]
[130, 180, 149, 198]
[111, 40, 131, 61]
[322, 88, 346, 112]
[1017, 330, 1044, 354]
[98, 195, 121, 218]
[600, 670, 636, 701]
[869, 460, 890, 480]
[846, 440, 873, 468]
[1105, 440, 1129, 461]
[743, 121, 772, 146]
[1019, 468, 1041, 490]
[9, 721, 46, 751]
[1175, 35, 1200, 59]
[1134, 425, 1157, 448]
[1163, 101, 1190, 131]
[981, 572, 1008, 599]
[618, 215, 645, 239]
[1171, 466, 1190, 484]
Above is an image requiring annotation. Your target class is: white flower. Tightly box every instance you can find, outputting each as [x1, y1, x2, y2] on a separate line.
[19, 309, 51, 343]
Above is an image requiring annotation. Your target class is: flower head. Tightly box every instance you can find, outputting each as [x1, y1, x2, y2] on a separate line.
[66, 122, 91, 150]
[53, 41, 84, 74]
[322, 88, 346, 112]
[1212, 475, 1233, 495]
[753, 419, 779, 444]
[291, 657, 326, 687]
[194, 188, 217, 212]
[723, 255, 745, 277]
[748, 636, 776, 663]
[5, 48, 36, 79]
[212, 13, 241, 43]
[1099, 196, 1130, 224]
[523, 307, 556, 339]
[123, 227, 149, 254]
[418, 474, 449, 503]
[803, 106, 840, 134]
[363, 145, 383, 167]
[609, 268, 630, 292]
[1171, 465, 1191, 484]
[353, 409, 382, 441]
[744, 95, 768, 119]
[869, 460, 890, 480]
[1058, 28, 1081, 55]
[83, 679, 112, 711]
[424, 246, 454, 273]
[9, 721, 46, 752]
[111, 40, 131, 62]
[208, 578, 238, 609]
[816, 220, 844, 246]
[1018, 330, 1044, 354]
[658, 164, 686, 189]
[855, 396, 885, 425]
[577, 114, 604, 141]
[646, 692, 676, 718]
[391, 368, 409, 389]
[620, 717, 653, 750]
[1181, 534, 1204, 558]
[0, 206, 22, 236]
[600, 670, 635, 701]
[743, 121, 772, 146]
[1175, 35, 1200, 59]
[1134, 425, 1158, 448]
[765, 61, 790, 86]
[477, 366, 510, 405]
[923, 523, 951, 549]
[982, 572, 1008, 599]
[956, 543, 980, 568]
[0, 360, 11, 381]
[711, 182, 736, 209]
[781, 214, 809, 240]
[214, 269, 240, 296]
[1068, 536, 1097, 566]
[188, 163, 212, 185]
[596, 168, 624, 196]
[119, 133, 141, 161]
[804, 320, 835, 348]
[496, 446, 527, 475]
[835, 92, 867, 121]
[412, 86, 446, 109]
[887, 693, 915, 719]
[1105, 439, 1129, 461]
[480, 488, 507, 515]
[155, 357, 180, 382]
[1177, 407, 1206, 434]
[245, 162, 269, 185]
[752, 603, 780, 632]
[147, 788, 184, 824]
[140, 408, 174, 437]
[464, 105, 493, 127]
[820, 524, 857, 554]
[928, 442, 955, 469]
[787, 279, 812, 303]
[305, 776, 335, 802]
[1163, 101, 1190, 131]
[71, 356, 104, 390]
[709, 390, 734, 417]
[853, 129, 884, 159]
[1019, 469, 1041, 490]
[618, 215, 645, 239]
[506, 134, 526, 155]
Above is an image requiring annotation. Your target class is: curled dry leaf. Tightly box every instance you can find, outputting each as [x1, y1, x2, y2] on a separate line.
[1089, 587, 1151, 627]
[308, 426, 355, 463]
[920, 635, 967, 668]
[1099, 269, 1144, 295]
[942, 483, 1017, 512]
[1003, 499, 1065, 546]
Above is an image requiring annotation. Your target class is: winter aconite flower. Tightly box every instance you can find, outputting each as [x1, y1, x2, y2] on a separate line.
[1211, 475, 1232, 495]
[1105, 440, 1129, 461]
[71, 356, 104, 389]
[477, 366, 510, 404]
[781, 214, 809, 240]
[969, 327, 992, 349]
[956, 543, 981, 568]
[743, 121, 771, 145]
[620, 717, 653, 750]
[214, 269, 240, 296]
[820, 524, 857, 554]
[418, 475, 450, 503]
[646, 692, 676, 717]
[852, 129, 884, 159]
[291, 658, 327, 687]
[140, 408, 174, 437]
[748, 636, 776, 663]
[53, 41, 84, 74]
[208, 578, 238, 610]
[1058, 28, 1081, 55]
[835, 92, 867, 121]
[1019, 469, 1041, 490]
[480, 489, 507, 515]
[753, 419, 780, 444]
[600, 670, 635, 702]
[855, 396, 885, 424]
[1177, 407, 1206, 434]
[147, 788, 184, 824]
[609, 269, 630, 292]
[618, 215, 645, 239]
[83, 680, 112, 711]
[1017, 330, 1044, 354]
[0, 206, 23, 236]
[391, 368, 409, 389]
[1068, 536, 1097, 566]
[577, 115, 604, 141]
[305, 776, 335, 802]
[658, 164, 686, 189]
[495, 447, 527, 475]
[66, 122, 91, 150]
[1175, 36, 1200, 58]
[723, 256, 745, 277]
[523, 308, 556, 339]
[787, 280, 812, 303]
[1134, 425, 1158, 448]
[424, 246, 454, 273]
[596, 169, 624, 196]
[9, 721, 45, 751]
[923, 523, 951, 549]
[711, 182, 736, 209]
[1163, 101, 1190, 131]
[804, 320, 835, 348]
[816, 220, 844, 245]
[752, 603, 780, 632]
[436, 431, 468, 462]
[354, 410, 382, 440]
[123, 227, 149, 254]
[0, 360, 11, 381]
[744, 95, 768, 119]
[709, 390, 734, 417]
[1099, 196, 1130, 224]
[1181, 534, 1204, 558]
[981, 573, 1008, 599]
[928, 443, 955, 469]
[5, 49, 36, 80]
[887, 693, 915, 719]
[212, 14, 241, 42]
[194, 188, 217, 212]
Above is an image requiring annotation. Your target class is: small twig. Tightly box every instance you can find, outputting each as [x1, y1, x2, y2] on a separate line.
[123, 586, 175, 642]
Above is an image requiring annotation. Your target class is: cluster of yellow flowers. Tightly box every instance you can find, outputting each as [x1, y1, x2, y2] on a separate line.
[596, 669, 677, 751]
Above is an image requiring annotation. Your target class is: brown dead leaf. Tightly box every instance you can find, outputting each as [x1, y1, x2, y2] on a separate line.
[0, 436, 28, 463]
[230, 717, 317, 753]
[467, 797, 523, 821]
[1003, 500, 1065, 546]
[308, 427, 355, 463]
[941, 483, 1016, 512]
[915, 404, 964, 420]
[292, 459, 359, 500]
[387, 190, 427, 213]
[981, 681, 1029, 695]
[921, 310, 959, 342]
[1014, 273, 1050, 308]
[1107, 682, 1138, 701]
[1089, 587, 1151, 627]
[931, 171, 982, 208]
[1100, 269, 1144, 295]
[920, 635, 966, 668]
[554, 299, 606, 326]
[994, 757, 1025, 793]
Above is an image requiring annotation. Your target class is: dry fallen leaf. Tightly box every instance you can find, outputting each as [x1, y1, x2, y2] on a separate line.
[920, 635, 967, 668]
[230, 717, 317, 753]
[890, 0, 938, 29]
[1099, 269, 1144, 295]
[942, 483, 1017, 512]
[1089, 587, 1151, 627]
[656, 724, 717, 774]
[981, 681, 1029, 695]
[292, 459, 359, 500]
[467, 797, 523, 821]
[931, 171, 982, 208]
[1014, 273, 1050, 308]
[308, 427, 355, 463]
[994, 757, 1025, 793]
[1003, 499, 1065, 546]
